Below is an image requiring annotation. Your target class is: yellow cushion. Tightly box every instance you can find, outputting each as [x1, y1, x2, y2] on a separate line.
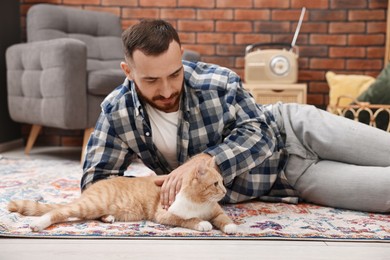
[326, 71, 375, 106]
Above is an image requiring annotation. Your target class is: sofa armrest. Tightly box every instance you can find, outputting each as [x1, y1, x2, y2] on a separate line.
[6, 38, 88, 129]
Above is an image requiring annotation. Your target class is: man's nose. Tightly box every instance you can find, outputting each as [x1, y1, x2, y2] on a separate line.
[159, 79, 173, 98]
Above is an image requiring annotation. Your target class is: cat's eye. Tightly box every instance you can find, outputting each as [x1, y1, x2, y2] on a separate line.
[214, 182, 218, 187]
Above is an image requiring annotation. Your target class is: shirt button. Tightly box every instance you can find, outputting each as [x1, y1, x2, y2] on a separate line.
[145, 132, 150, 136]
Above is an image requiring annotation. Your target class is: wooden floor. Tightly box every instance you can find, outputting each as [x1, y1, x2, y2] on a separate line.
[1, 146, 390, 260]
[1, 239, 390, 260]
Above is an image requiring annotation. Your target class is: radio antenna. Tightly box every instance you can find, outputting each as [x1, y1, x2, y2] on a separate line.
[291, 7, 306, 48]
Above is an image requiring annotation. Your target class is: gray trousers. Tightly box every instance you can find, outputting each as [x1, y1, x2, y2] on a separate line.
[271, 103, 390, 213]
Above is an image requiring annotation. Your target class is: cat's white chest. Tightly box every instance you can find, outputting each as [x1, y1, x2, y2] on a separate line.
[168, 193, 213, 220]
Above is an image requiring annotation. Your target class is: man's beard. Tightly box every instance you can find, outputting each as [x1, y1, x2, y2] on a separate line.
[135, 84, 182, 113]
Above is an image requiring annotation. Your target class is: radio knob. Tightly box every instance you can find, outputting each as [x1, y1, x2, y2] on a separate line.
[270, 55, 290, 76]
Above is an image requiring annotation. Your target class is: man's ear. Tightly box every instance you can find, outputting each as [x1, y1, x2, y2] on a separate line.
[120, 61, 132, 80]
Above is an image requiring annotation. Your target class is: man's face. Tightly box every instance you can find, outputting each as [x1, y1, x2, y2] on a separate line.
[121, 41, 184, 113]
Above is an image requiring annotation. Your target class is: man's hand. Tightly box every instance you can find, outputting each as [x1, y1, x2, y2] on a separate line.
[155, 153, 214, 209]
[154, 175, 167, 186]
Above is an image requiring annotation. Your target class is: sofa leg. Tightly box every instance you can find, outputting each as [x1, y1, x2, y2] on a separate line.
[25, 125, 42, 155]
[81, 127, 94, 162]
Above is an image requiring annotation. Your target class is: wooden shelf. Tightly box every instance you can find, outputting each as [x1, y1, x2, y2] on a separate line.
[243, 83, 307, 105]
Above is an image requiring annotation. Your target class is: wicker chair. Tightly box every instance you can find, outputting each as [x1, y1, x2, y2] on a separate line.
[327, 96, 390, 132]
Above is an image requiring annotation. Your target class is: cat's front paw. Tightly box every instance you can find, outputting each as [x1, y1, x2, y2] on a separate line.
[29, 220, 46, 232]
[29, 215, 51, 232]
[101, 215, 115, 223]
[196, 221, 213, 232]
[223, 223, 237, 234]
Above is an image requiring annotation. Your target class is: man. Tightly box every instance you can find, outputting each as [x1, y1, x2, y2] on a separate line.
[82, 19, 390, 213]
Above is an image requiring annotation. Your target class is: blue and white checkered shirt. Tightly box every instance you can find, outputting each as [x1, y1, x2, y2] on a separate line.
[82, 61, 298, 204]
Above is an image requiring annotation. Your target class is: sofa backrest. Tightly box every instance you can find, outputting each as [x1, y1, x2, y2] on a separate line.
[27, 4, 123, 66]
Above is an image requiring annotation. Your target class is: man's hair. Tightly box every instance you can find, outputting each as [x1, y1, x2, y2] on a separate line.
[122, 19, 181, 60]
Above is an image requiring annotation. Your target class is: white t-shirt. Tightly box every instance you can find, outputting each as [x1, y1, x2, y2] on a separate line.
[145, 104, 179, 169]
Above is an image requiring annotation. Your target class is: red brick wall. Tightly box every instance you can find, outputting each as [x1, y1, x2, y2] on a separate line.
[18, 0, 389, 146]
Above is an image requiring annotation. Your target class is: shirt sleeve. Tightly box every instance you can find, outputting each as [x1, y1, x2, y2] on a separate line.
[81, 110, 134, 191]
[203, 71, 279, 187]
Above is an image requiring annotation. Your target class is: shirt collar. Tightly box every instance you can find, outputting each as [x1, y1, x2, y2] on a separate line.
[181, 82, 191, 121]
[125, 78, 144, 117]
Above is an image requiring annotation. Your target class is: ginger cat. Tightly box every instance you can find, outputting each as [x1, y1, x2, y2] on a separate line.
[8, 157, 237, 234]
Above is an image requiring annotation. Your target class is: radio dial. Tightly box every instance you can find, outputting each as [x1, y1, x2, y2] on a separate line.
[270, 56, 290, 76]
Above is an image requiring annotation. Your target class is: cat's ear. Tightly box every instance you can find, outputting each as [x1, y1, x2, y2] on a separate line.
[208, 156, 216, 168]
[196, 161, 207, 178]
[195, 157, 215, 179]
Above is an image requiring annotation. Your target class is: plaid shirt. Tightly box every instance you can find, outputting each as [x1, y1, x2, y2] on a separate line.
[82, 61, 298, 204]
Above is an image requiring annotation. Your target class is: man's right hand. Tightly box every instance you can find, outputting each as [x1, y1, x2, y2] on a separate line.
[156, 153, 215, 209]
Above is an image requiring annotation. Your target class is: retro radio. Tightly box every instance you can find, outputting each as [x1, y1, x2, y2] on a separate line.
[245, 7, 306, 84]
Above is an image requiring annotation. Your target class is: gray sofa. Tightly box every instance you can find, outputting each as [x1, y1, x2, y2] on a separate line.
[6, 4, 200, 157]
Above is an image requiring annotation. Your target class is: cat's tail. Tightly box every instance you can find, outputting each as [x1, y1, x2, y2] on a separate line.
[8, 200, 60, 216]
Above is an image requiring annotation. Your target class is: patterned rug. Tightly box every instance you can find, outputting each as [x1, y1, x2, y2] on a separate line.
[0, 156, 389, 241]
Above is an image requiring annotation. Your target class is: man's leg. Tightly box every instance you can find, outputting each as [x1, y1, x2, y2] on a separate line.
[280, 103, 390, 167]
[275, 103, 390, 212]
[294, 160, 390, 213]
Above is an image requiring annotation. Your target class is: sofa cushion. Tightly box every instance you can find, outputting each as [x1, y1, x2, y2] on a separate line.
[357, 63, 390, 104]
[353, 63, 390, 131]
[326, 71, 375, 106]
[88, 69, 125, 96]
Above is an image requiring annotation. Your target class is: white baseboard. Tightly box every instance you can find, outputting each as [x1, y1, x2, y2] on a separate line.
[0, 138, 23, 153]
